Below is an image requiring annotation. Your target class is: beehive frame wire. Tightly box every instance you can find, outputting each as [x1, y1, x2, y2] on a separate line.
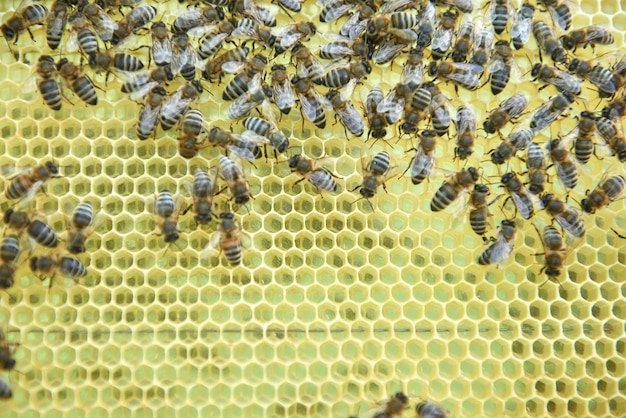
[0, 0, 625, 417]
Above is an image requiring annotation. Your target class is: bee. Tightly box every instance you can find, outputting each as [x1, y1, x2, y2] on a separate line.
[56, 58, 98, 106]
[510, 2, 534, 49]
[171, 5, 224, 34]
[185, 168, 218, 225]
[1, 0, 48, 59]
[275, 0, 302, 13]
[112, 3, 157, 45]
[478, 219, 516, 266]
[501, 172, 535, 219]
[150, 22, 172, 67]
[361, 392, 409, 417]
[152, 190, 183, 245]
[541, 194, 585, 238]
[66, 12, 99, 54]
[581, 174, 626, 214]
[46, 0, 72, 50]
[366, 11, 420, 40]
[602, 96, 626, 121]
[178, 109, 210, 159]
[455, 105, 476, 160]
[560, 25, 614, 52]
[88, 50, 145, 77]
[471, 26, 494, 70]
[0, 377, 11, 399]
[0, 235, 20, 265]
[546, 139, 578, 189]
[244, 116, 289, 155]
[267, 64, 295, 115]
[78, 1, 117, 41]
[0, 329, 17, 371]
[338, 0, 376, 40]
[219, 155, 252, 205]
[292, 75, 326, 129]
[416, 400, 452, 418]
[319, 0, 359, 23]
[534, 225, 567, 282]
[596, 116, 626, 162]
[30, 255, 88, 284]
[408, 130, 437, 185]
[4, 209, 59, 248]
[566, 111, 596, 164]
[531, 63, 582, 95]
[425, 82, 451, 137]
[208, 125, 265, 161]
[537, 0, 571, 30]
[490, 40, 515, 95]
[525, 143, 548, 196]
[226, 75, 273, 120]
[159, 81, 203, 131]
[272, 21, 316, 53]
[319, 37, 370, 61]
[288, 154, 339, 193]
[469, 184, 495, 238]
[291, 42, 323, 79]
[434, 0, 473, 13]
[489, 0, 511, 35]
[532, 20, 566, 64]
[401, 48, 425, 86]
[205, 212, 246, 266]
[451, 21, 474, 63]
[415, 0, 436, 50]
[326, 86, 365, 137]
[352, 151, 392, 209]
[431, 10, 458, 61]
[171, 32, 204, 81]
[202, 46, 249, 83]
[371, 36, 413, 66]
[311, 59, 371, 89]
[229, 0, 276, 27]
[530, 91, 575, 132]
[400, 84, 430, 135]
[374, 85, 407, 136]
[231, 18, 276, 49]
[222, 54, 267, 101]
[136, 86, 167, 140]
[197, 18, 237, 59]
[431, 167, 479, 212]
[66, 202, 94, 254]
[364, 86, 389, 140]
[428, 61, 482, 91]
[5, 161, 59, 202]
[483, 93, 528, 134]
[25, 55, 62, 111]
[489, 128, 535, 165]
[567, 59, 616, 98]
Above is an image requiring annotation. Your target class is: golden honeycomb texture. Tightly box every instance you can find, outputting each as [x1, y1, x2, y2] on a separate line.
[0, 0, 625, 417]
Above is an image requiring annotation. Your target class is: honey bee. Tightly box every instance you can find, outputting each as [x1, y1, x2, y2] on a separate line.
[268, 64, 295, 115]
[0, 377, 11, 399]
[319, 37, 370, 61]
[537, 0, 571, 30]
[471, 25, 494, 69]
[149, 22, 172, 67]
[501, 172, 535, 219]
[30, 255, 88, 285]
[534, 225, 567, 282]
[364, 86, 389, 140]
[541, 194, 585, 238]
[415, 0, 436, 50]
[243, 116, 289, 155]
[137, 86, 167, 140]
[361, 392, 409, 417]
[455, 105, 476, 160]
[400, 84, 430, 135]
[288, 154, 339, 193]
[46, 0, 72, 50]
[111, 3, 157, 45]
[66, 12, 99, 54]
[596, 116, 626, 162]
[478, 219, 516, 266]
[425, 82, 451, 137]
[311, 59, 371, 89]
[326, 81, 365, 137]
[0, 329, 17, 371]
[431, 10, 457, 60]
[490, 40, 515, 95]
[4, 161, 59, 202]
[408, 129, 437, 185]
[4, 209, 59, 248]
[275, 0, 302, 13]
[0, 235, 20, 289]
[202, 46, 249, 83]
[372, 36, 414, 66]
[366, 11, 421, 40]
[469, 184, 495, 239]
[581, 174, 626, 214]
[208, 126, 265, 161]
[489, 128, 534, 165]
[546, 139, 578, 189]
[197, 18, 237, 59]
[483, 94, 528, 134]
[435, 0, 473, 13]
[566, 111, 596, 164]
[510, 2, 534, 49]
[428, 61, 482, 91]
[219, 155, 252, 205]
[56, 58, 98, 106]
[526, 142, 547, 195]
[152, 190, 183, 245]
[530, 91, 575, 132]
[78, 1, 117, 42]
[532, 20, 566, 64]
[178, 109, 210, 159]
[602, 96, 626, 120]
[431, 167, 479, 212]
[171, 5, 224, 34]
[229, 0, 276, 27]
[531, 64, 582, 95]
[88, 50, 145, 78]
[24, 55, 62, 111]
[319, 0, 359, 23]
[226, 75, 273, 120]
[1, 0, 48, 59]
[171, 32, 204, 81]
[222, 54, 267, 101]
[185, 168, 218, 225]
[292, 75, 327, 129]
[272, 21, 316, 53]
[231, 18, 276, 49]
[567, 59, 616, 98]
[489, 0, 511, 35]
[159, 81, 203, 131]
[352, 151, 392, 209]
[66, 201, 94, 254]
[338, 0, 376, 40]
[451, 21, 474, 63]
[416, 400, 452, 418]
[560, 25, 614, 52]
[205, 212, 246, 266]
[401, 48, 425, 86]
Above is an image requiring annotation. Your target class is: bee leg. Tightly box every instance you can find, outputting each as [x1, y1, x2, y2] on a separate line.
[611, 228, 626, 239]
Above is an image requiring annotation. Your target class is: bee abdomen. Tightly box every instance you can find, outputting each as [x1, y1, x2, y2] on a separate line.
[38, 79, 62, 110]
[73, 77, 98, 105]
[28, 220, 59, 248]
[431, 184, 456, 212]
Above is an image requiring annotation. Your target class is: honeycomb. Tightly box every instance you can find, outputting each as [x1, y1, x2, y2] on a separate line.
[0, 0, 626, 417]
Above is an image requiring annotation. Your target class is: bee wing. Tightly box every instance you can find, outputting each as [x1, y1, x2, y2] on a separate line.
[91, 13, 118, 42]
[243, 0, 272, 25]
[137, 100, 161, 135]
[320, 3, 353, 22]
[456, 106, 476, 133]
[501, 94, 528, 117]
[491, 236, 514, 266]
[510, 191, 534, 219]
[277, 30, 303, 50]
[202, 231, 223, 259]
[152, 36, 172, 65]
[614, 58, 626, 74]
[66, 30, 80, 53]
[401, 62, 424, 86]
[372, 38, 411, 65]
[511, 8, 533, 43]
[298, 91, 324, 125]
[23, 73, 38, 94]
[582, 25, 612, 43]
[366, 86, 384, 112]
[272, 79, 296, 112]
[227, 95, 257, 121]
[555, 213, 585, 238]
[548, 6, 571, 31]
[410, 147, 434, 179]
[549, 68, 583, 94]
[336, 103, 365, 136]
[431, 27, 453, 53]
[588, 69, 616, 94]
[306, 169, 338, 192]
[340, 11, 367, 40]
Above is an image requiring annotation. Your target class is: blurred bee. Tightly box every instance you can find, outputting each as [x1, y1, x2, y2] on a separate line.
[197, 18, 237, 59]
[30, 255, 88, 285]
[431, 10, 458, 61]
[178, 109, 210, 159]
[0, 235, 20, 289]
[47, 0, 72, 50]
[581, 174, 626, 214]
[510, 2, 534, 49]
[226, 75, 273, 120]
[530, 91, 575, 132]
[425, 82, 451, 137]
[490, 40, 515, 95]
[364, 86, 389, 140]
[537, 0, 571, 30]
[469, 184, 494, 239]
[352, 151, 392, 210]
[137, 86, 167, 140]
[229, 0, 276, 27]
[567, 59, 616, 98]
[489, 0, 511, 35]
[430, 167, 479, 212]
[602, 96, 626, 121]
[272, 21, 316, 53]
[66, 202, 94, 254]
[184, 168, 218, 225]
[171, 32, 204, 81]
[319, 0, 359, 23]
[326, 82, 365, 137]
[434, 0, 473, 13]
[0, 329, 17, 371]
[202, 46, 249, 83]
[208, 126, 265, 161]
[290, 42, 323, 79]
[275, 0, 302, 13]
[415, 0, 436, 50]
[152, 190, 183, 245]
[269, 64, 295, 115]
[4, 209, 59, 248]
[0, 377, 11, 399]
[66, 12, 99, 54]
[171, 5, 224, 34]
[546, 139, 578, 189]
[312, 59, 372, 89]
[244, 116, 289, 155]
[159, 81, 203, 131]
[88, 51, 145, 79]
[319, 37, 369, 61]
[149, 22, 172, 67]
[4, 161, 59, 202]
[97, 0, 143, 7]
[560, 25, 614, 52]
[532, 20, 566, 64]
[471, 25, 494, 70]
[501, 172, 535, 219]
[78, 1, 117, 42]
[205, 212, 246, 266]
[24, 55, 62, 111]
[428, 61, 482, 91]
[112, 3, 157, 45]
[401, 48, 425, 86]
[541, 194, 585, 238]
[534, 224, 566, 282]
[483, 93, 528, 134]
[288, 154, 339, 193]
[218, 155, 252, 205]
[478, 219, 516, 266]
[337, 0, 377, 40]
[292, 75, 327, 129]
[56, 58, 98, 106]
[408, 129, 437, 185]
[451, 21, 474, 63]
[360, 392, 409, 417]
[525, 142, 548, 195]
[0, 0, 48, 59]
[231, 18, 276, 49]
[416, 400, 452, 418]
[455, 105, 476, 160]
[596, 116, 626, 162]
[371, 35, 413, 66]
[222, 54, 267, 101]
[531, 63, 582, 95]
